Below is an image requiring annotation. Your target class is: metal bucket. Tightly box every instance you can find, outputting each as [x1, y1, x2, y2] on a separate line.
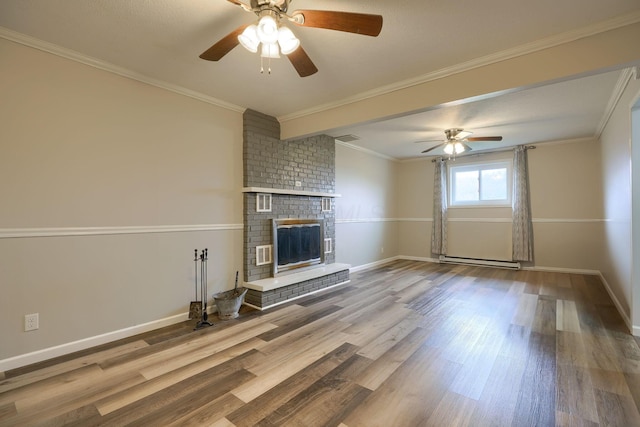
[214, 287, 247, 320]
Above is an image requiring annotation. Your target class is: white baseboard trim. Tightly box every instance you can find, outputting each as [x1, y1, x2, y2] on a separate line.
[521, 265, 601, 275]
[349, 256, 402, 272]
[597, 272, 633, 334]
[395, 255, 440, 263]
[0, 311, 193, 372]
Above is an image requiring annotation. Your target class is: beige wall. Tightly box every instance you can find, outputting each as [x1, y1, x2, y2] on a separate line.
[335, 144, 399, 267]
[528, 139, 604, 270]
[394, 140, 604, 270]
[0, 39, 243, 364]
[396, 159, 434, 259]
[599, 73, 640, 328]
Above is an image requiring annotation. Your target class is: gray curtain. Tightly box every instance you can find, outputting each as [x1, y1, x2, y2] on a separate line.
[431, 158, 448, 255]
[512, 146, 534, 261]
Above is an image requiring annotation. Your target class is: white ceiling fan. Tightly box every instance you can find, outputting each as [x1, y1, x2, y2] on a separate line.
[419, 128, 503, 156]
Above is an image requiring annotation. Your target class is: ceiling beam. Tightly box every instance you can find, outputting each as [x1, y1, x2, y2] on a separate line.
[280, 21, 640, 140]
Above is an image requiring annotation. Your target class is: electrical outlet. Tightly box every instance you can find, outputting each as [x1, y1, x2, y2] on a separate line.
[25, 313, 39, 331]
[295, 181, 302, 187]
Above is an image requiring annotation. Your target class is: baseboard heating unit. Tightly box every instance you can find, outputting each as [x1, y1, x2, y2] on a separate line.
[439, 255, 521, 270]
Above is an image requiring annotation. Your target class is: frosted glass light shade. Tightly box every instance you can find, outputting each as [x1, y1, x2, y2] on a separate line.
[238, 25, 259, 53]
[454, 143, 465, 154]
[257, 16, 279, 44]
[261, 42, 280, 58]
[444, 143, 454, 155]
[277, 26, 300, 55]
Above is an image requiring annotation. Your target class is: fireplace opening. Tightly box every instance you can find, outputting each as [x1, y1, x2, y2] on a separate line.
[273, 219, 324, 276]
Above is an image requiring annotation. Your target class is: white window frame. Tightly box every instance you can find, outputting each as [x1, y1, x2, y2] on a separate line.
[448, 160, 512, 208]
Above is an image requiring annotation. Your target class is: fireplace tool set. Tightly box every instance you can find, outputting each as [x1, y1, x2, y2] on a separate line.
[191, 248, 213, 330]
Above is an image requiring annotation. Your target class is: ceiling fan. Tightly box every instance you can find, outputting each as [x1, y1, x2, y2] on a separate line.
[419, 128, 503, 156]
[199, 0, 383, 77]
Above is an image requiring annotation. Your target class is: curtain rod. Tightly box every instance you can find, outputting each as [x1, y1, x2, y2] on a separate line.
[430, 145, 536, 162]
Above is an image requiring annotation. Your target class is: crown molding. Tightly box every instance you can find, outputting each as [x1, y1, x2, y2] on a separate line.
[335, 140, 397, 161]
[595, 67, 636, 138]
[279, 11, 640, 123]
[0, 27, 244, 113]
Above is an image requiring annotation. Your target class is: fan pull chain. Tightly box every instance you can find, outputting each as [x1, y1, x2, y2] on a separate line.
[259, 56, 272, 75]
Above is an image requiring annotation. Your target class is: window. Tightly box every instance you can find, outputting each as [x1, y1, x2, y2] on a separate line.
[449, 160, 512, 207]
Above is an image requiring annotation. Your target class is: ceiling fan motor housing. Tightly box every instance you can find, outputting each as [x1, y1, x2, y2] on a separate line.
[445, 128, 464, 140]
[251, 0, 289, 14]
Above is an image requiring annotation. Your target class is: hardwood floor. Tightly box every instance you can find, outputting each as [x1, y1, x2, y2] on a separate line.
[2, 260, 640, 426]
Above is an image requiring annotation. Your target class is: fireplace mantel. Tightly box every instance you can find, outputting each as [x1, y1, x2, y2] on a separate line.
[242, 187, 341, 198]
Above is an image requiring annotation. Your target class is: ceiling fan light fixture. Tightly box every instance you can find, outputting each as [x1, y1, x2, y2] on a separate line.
[261, 42, 280, 58]
[257, 15, 279, 44]
[444, 142, 466, 155]
[277, 26, 300, 55]
[238, 24, 259, 53]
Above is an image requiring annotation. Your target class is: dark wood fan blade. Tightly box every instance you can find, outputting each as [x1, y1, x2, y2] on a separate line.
[422, 144, 442, 154]
[226, 0, 252, 11]
[286, 46, 318, 77]
[199, 24, 248, 61]
[292, 10, 383, 36]
[466, 136, 503, 141]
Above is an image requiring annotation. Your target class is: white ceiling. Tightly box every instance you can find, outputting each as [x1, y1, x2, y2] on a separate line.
[1, 0, 640, 159]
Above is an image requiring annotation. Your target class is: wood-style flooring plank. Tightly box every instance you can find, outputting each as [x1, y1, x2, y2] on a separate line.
[0, 340, 149, 394]
[344, 347, 461, 426]
[353, 325, 433, 391]
[511, 332, 557, 427]
[593, 388, 640, 426]
[355, 315, 420, 360]
[227, 343, 360, 427]
[447, 319, 507, 400]
[90, 356, 256, 426]
[425, 391, 477, 427]
[255, 355, 372, 427]
[467, 355, 526, 427]
[556, 363, 599, 423]
[232, 331, 350, 402]
[165, 393, 245, 427]
[557, 299, 582, 333]
[96, 343, 263, 415]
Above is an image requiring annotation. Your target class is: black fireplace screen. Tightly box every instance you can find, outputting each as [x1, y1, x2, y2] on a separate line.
[273, 219, 324, 275]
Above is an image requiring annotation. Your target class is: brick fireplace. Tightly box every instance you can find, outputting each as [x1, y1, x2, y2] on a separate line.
[242, 109, 350, 309]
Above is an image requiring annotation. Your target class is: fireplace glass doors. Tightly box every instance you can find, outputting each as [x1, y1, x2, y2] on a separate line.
[273, 219, 324, 275]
